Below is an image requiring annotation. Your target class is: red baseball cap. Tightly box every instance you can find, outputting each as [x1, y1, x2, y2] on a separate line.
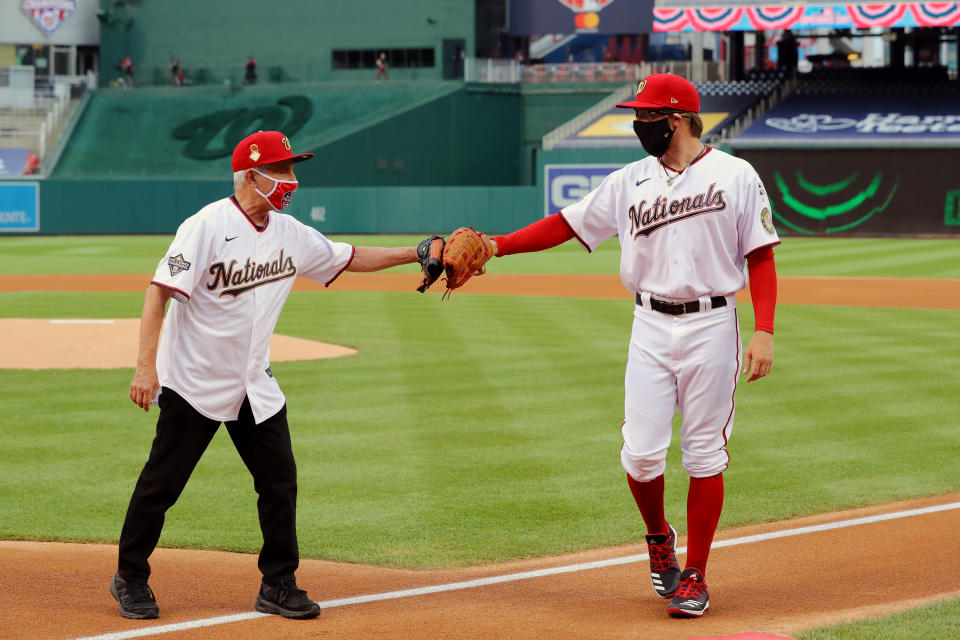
[231, 130, 314, 171]
[616, 73, 700, 113]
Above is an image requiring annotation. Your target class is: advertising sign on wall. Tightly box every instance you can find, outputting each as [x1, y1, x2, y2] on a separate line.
[732, 94, 960, 147]
[509, 0, 653, 35]
[0, 182, 40, 233]
[543, 164, 620, 216]
[738, 149, 960, 236]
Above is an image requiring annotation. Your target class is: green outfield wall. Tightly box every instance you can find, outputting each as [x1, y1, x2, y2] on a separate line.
[298, 84, 622, 188]
[16, 180, 539, 235]
[52, 82, 462, 180]
[52, 83, 623, 187]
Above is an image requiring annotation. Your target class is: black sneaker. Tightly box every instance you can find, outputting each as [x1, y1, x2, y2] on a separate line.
[667, 568, 710, 617]
[645, 523, 681, 598]
[109, 572, 159, 619]
[254, 578, 321, 619]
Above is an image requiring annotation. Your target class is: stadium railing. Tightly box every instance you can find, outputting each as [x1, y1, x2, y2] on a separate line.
[1, 72, 89, 168]
[465, 59, 726, 84]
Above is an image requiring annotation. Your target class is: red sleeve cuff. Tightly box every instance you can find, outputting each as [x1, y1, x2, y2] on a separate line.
[150, 281, 189, 302]
[325, 246, 356, 287]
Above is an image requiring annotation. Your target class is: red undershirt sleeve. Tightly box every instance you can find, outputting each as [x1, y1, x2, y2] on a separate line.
[492, 213, 576, 256]
[747, 246, 777, 334]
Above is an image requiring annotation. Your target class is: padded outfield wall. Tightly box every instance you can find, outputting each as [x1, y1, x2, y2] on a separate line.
[2, 180, 539, 235]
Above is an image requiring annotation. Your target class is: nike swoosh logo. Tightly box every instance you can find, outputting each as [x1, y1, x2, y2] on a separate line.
[636, 178, 652, 187]
[225, 236, 238, 242]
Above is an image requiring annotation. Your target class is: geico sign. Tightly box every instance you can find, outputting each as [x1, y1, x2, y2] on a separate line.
[544, 165, 620, 216]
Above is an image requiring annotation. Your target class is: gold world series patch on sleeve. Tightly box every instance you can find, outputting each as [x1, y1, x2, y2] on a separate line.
[168, 253, 191, 276]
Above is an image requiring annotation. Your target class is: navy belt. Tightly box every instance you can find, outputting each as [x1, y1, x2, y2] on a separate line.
[636, 294, 727, 315]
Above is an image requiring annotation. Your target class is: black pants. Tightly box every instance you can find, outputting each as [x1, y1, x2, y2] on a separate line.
[117, 387, 299, 584]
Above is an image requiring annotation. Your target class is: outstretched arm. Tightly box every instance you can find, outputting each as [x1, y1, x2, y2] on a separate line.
[491, 213, 576, 256]
[346, 246, 418, 272]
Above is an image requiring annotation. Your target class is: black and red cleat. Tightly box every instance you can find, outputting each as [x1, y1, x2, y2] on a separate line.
[667, 567, 710, 617]
[645, 523, 681, 598]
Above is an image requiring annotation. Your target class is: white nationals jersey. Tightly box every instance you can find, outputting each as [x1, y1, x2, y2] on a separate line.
[561, 147, 779, 300]
[151, 196, 354, 423]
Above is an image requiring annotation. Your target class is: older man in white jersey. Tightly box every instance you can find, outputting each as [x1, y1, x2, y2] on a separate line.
[483, 73, 779, 617]
[112, 130, 429, 621]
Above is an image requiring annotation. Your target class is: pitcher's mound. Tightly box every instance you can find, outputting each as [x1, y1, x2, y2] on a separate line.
[0, 318, 357, 369]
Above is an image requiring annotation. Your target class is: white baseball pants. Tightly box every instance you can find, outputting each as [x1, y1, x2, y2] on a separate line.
[620, 294, 741, 482]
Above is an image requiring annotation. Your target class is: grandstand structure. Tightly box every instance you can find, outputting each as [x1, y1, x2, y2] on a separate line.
[0, 72, 82, 174]
[1, 0, 958, 236]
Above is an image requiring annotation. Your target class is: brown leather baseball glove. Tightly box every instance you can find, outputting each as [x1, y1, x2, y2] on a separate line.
[441, 227, 495, 297]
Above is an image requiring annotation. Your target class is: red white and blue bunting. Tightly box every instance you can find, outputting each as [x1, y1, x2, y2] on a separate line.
[654, 3, 960, 31]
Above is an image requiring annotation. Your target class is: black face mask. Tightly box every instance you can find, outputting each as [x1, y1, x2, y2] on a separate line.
[633, 117, 675, 158]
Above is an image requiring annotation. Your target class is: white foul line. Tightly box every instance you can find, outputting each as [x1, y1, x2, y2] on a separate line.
[70, 501, 960, 640]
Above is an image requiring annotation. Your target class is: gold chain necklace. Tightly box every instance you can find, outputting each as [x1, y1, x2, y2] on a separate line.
[663, 144, 707, 186]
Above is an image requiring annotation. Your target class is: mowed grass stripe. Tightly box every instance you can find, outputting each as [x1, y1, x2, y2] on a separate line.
[1, 289, 958, 567]
[1, 235, 958, 278]
[776, 237, 960, 277]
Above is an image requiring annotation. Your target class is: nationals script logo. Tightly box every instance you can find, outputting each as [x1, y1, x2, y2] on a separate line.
[207, 251, 297, 298]
[628, 183, 727, 238]
[21, 0, 75, 35]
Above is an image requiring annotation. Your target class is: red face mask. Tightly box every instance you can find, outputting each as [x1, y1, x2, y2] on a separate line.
[253, 168, 298, 211]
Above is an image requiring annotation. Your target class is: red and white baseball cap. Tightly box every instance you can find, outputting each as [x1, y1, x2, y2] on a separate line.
[231, 130, 314, 171]
[616, 73, 700, 113]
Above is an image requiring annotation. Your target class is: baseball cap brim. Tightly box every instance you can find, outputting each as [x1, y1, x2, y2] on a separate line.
[616, 98, 668, 109]
[291, 153, 314, 163]
[616, 99, 692, 111]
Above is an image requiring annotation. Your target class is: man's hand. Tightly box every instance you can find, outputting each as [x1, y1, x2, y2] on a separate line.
[130, 365, 160, 411]
[743, 330, 774, 382]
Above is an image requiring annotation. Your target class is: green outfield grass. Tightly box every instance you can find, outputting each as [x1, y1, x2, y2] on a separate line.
[0, 236, 958, 576]
[798, 598, 960, 640]
[2, 235, 960, 277]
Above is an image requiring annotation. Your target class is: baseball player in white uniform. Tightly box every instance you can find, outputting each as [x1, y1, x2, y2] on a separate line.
[112, 130, 427, 621]
[485, 74, 779, 617]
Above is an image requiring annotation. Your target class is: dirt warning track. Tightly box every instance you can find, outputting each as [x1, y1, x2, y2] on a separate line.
[2, 494, 959, 640]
